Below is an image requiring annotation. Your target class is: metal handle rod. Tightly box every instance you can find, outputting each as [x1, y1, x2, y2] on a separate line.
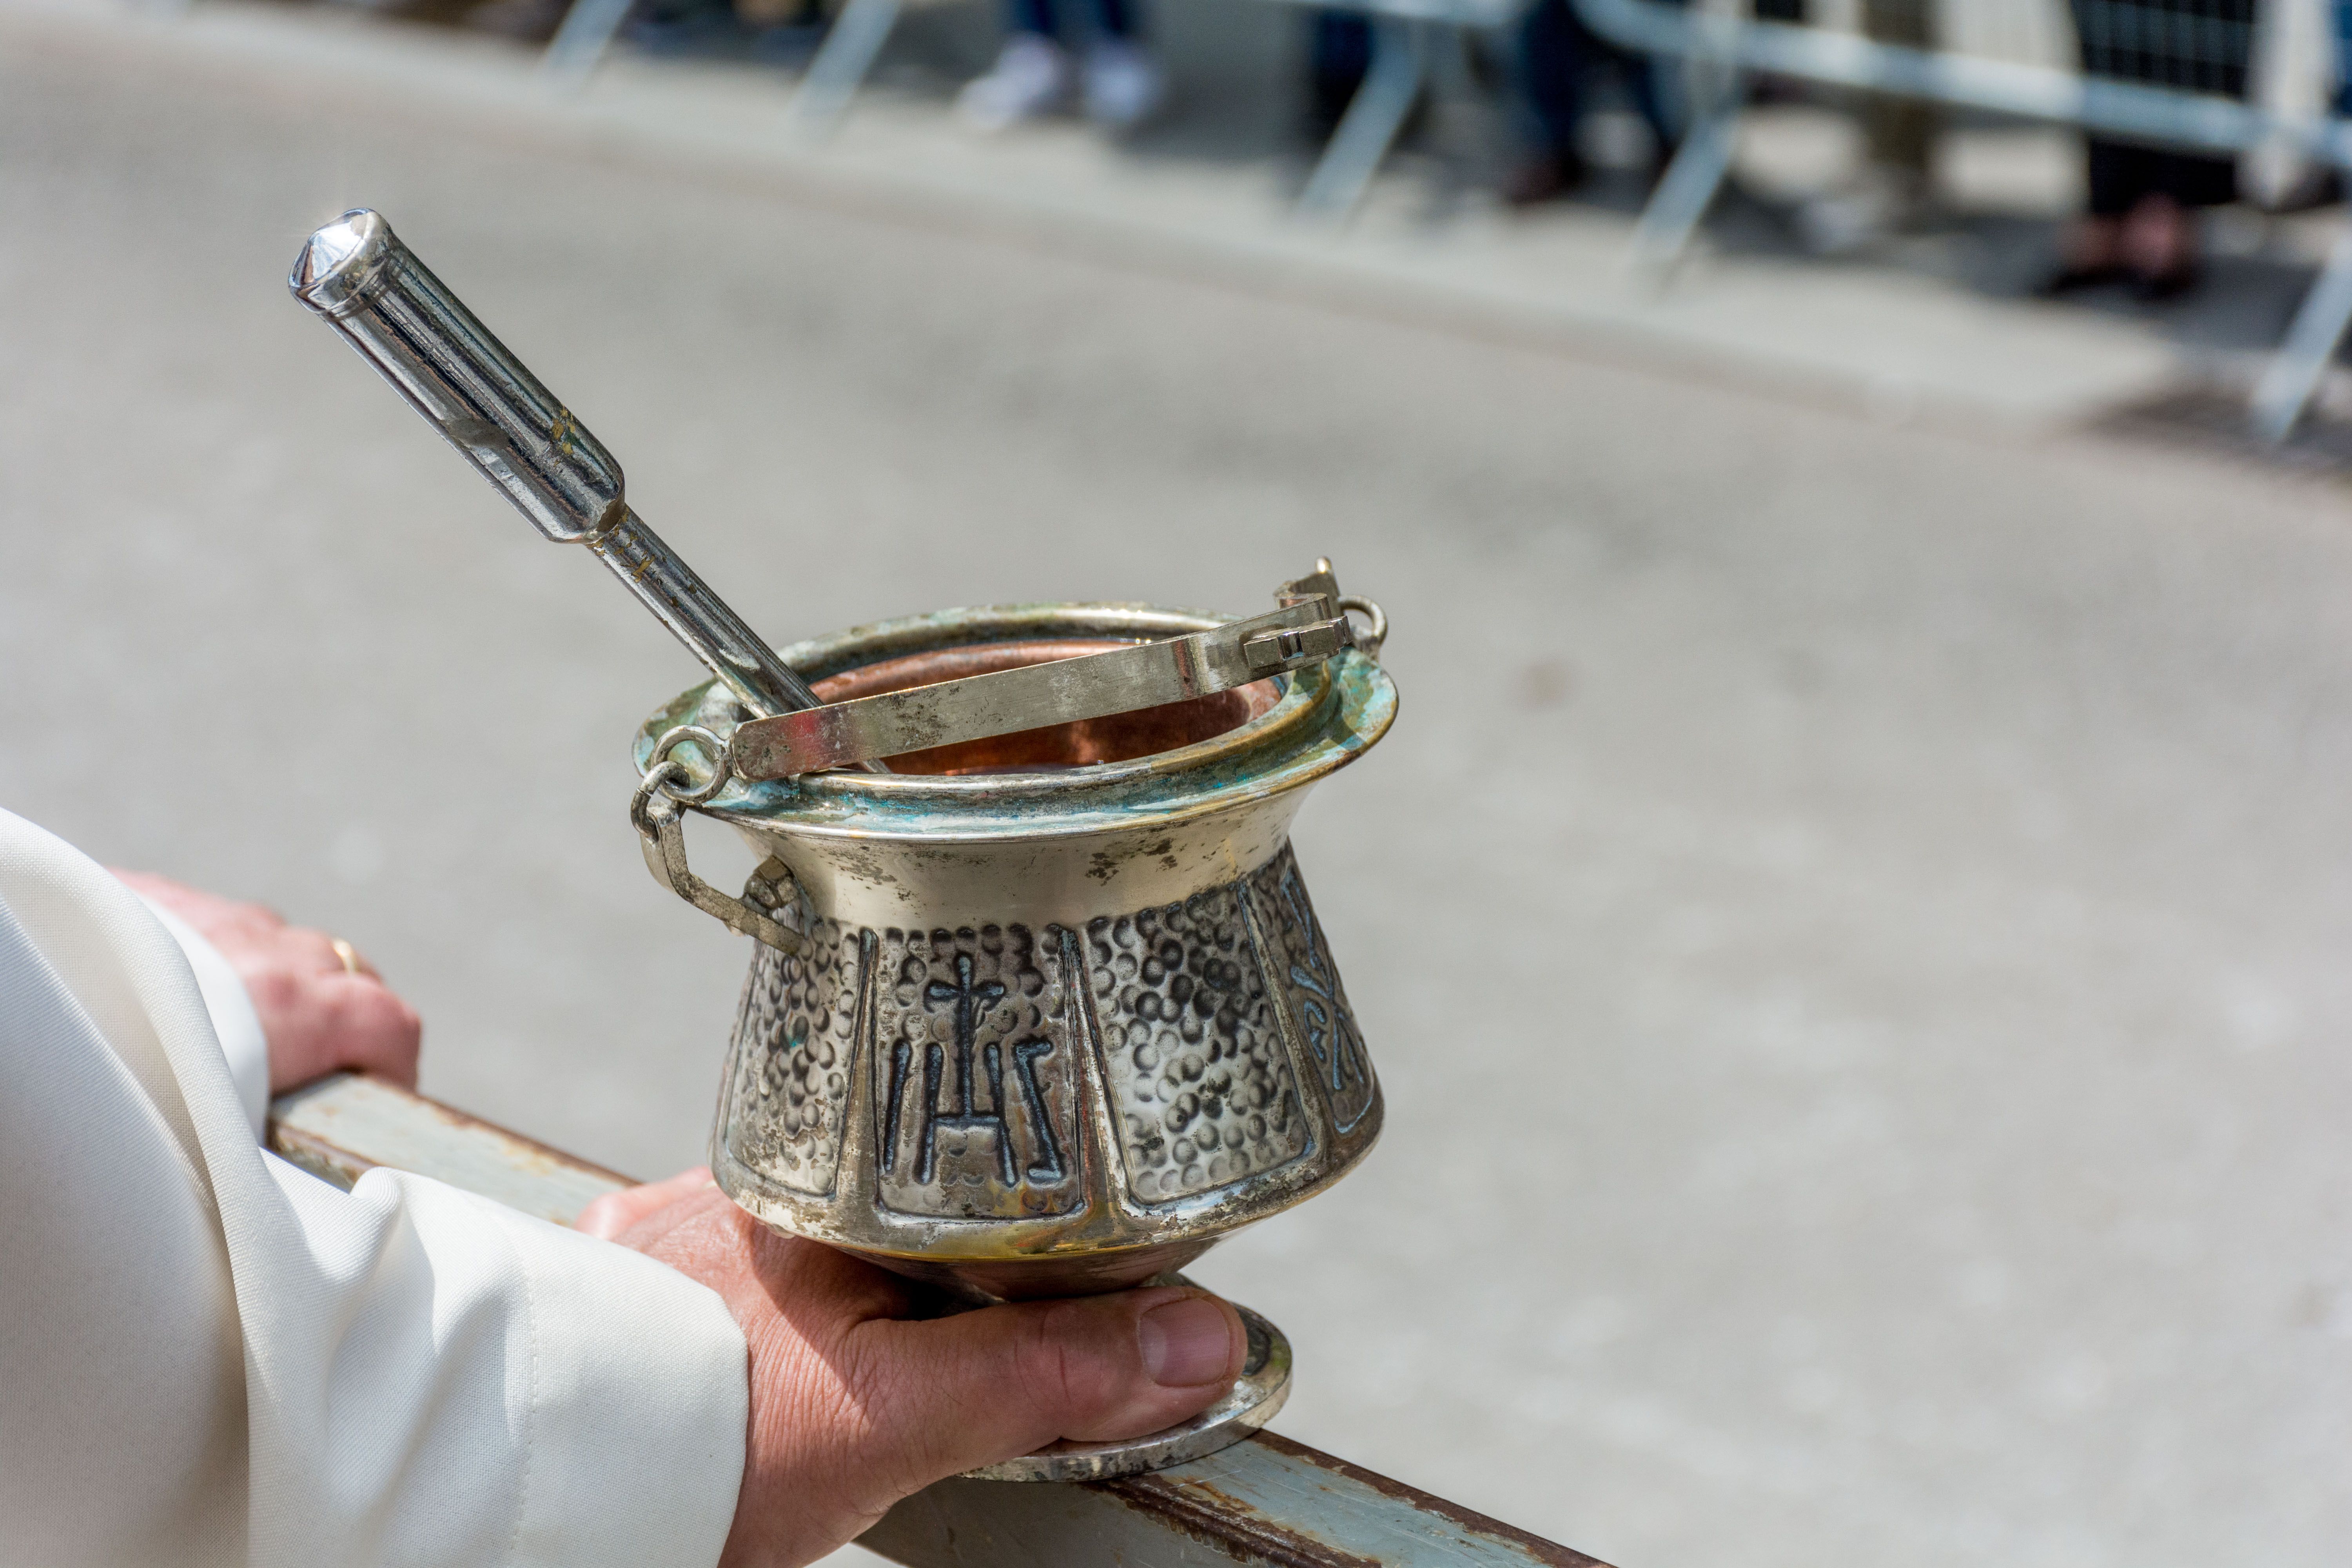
[727, 599, 1351, 779]
[287, 209, 828, 725]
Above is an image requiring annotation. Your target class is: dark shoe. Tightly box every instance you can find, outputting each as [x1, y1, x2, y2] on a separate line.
[2033, 261, 2128, 298]
[1504, 151, 1589, 208]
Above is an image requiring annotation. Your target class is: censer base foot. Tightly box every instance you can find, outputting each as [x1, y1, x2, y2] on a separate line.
[958, 1296, 1292, 1483]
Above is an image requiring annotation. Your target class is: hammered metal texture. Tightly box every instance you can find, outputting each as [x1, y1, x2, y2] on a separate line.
[726, 920, 863, 1196]
[1243, 846, 1377, 1134]
[717, 852, 1381, 1272]
[1084, 891, 1313, 1205]
[872, 925, 1085, 1220]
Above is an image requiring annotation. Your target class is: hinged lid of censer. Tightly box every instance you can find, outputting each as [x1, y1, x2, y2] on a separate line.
[291, 209, 1399, 1483]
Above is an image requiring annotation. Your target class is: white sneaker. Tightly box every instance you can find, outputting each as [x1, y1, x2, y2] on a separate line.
[1080, 38, 1163, 131]
[1795, 167, 1927, 256]
[957, 35, 1073, 131]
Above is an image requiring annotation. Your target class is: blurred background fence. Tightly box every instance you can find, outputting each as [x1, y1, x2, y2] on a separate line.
[135, 0, 2352, 439]
[1572, 0, 2352, 437]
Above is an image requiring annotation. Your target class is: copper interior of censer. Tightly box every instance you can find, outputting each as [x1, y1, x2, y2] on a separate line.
[809, 638, 1283, 777]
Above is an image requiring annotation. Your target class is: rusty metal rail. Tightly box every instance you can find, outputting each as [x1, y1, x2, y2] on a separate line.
[268, 1073, 1599, 1568]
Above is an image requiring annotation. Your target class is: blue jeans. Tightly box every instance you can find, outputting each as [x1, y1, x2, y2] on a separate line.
[1520, 0, 1682, 161]
[2337, 2, 2352, 117]
[1307, 2, 1682, 159]
[1009, 0, 1133, 40]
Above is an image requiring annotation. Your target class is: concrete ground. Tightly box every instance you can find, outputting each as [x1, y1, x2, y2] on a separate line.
[7, 5, 2352, 1566]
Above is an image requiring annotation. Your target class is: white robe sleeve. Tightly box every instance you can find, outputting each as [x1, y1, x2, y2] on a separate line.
[140, 895, 271, 1139]
[0, 808, 748, 1568]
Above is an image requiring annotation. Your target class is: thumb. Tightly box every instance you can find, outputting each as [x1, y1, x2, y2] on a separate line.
[843, 1285, 1246, 1487]
[573, 1166, 713, 1241]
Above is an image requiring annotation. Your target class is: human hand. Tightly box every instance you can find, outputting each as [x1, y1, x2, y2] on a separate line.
[577, 1171, 1247, 1568]
[114, 870, 421, 1093]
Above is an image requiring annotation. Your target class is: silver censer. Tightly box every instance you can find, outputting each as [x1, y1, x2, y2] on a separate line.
[291, 211, 1398, 1481]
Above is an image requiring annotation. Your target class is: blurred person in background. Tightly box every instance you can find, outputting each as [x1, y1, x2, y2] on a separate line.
[2335, 0, 2352, 127]
[1295, 2, 1684, 207]
[2340, 0, 2352, 114]
[1504, 0, 1684, 204]
[472, 0, 832, 63]
[1793, 0, 1942, 252]
[957, 0, 1165, 132]
[1303, 12, 1389, 145]
[2042, 0, 2258, 299]
[1498, 0, 1942, 228]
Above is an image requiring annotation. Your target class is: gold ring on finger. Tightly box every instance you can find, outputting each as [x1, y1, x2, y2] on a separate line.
[331, 938, 365, 976]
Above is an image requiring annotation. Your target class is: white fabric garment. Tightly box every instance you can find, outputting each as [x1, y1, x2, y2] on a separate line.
[0, 808, 748, 1568]
[139, 896, 270, 1138]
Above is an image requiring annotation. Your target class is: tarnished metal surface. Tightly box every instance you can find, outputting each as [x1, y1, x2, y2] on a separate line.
[264, 1076, 1591, 1565]
[632, 600, 1399, 1301]
[727, 599, 1356, 778]
[706, 846, 1383, 1298]
[632, 763, 807, 954]
[641, 604, 1398, 930]
[962, 1295, 1292, 1482]
[287, 209, 626, 546]
[286, 208, 834, 724]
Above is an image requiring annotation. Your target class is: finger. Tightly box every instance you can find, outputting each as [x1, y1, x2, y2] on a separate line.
[259, 971, 422, 1092]
[329, 938, 382, 982]
[109, 868, 184, 901]
[633, 1192, 911, 1324]
[113, 870, 285, 932]
[110, 868, 218, 909]
[111, 870, 287, 942]
[281, 926, 350, 978]
[321, 977, 421, 1087]
[839, 1285, 1245, 1489]
[577, 1167, 716, 1240]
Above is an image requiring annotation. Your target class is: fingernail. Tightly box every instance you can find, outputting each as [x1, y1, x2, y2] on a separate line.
[1138, 1296, 1235, 1388]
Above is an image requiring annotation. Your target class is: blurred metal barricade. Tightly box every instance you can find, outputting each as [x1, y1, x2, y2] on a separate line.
[545, 0, 1514, 211]
[540, 0, 633, 83]
[1574, 0, 2352, 441]
[1277, 0, 1519, 220]
[541, 0, 919, 140]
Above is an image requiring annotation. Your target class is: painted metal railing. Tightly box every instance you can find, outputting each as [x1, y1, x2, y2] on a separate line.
[1574, 0, 2352, 442]
[268, 1072, 1600, 1568]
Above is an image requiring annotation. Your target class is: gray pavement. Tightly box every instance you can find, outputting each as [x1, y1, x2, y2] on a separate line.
[7, 9, 2352, 1568]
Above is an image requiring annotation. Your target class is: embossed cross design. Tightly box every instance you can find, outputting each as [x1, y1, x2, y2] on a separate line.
[920, 953, 1011, 1185]
[882, 952, 1066, 1188]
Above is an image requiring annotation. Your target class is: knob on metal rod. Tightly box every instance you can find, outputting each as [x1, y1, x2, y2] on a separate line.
[288, 208, 848, 742]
